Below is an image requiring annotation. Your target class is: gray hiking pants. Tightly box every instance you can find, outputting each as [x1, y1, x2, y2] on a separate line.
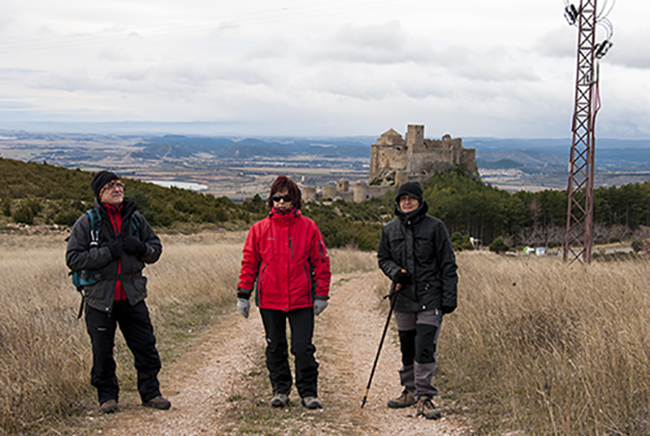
[394, 309, 443, 399]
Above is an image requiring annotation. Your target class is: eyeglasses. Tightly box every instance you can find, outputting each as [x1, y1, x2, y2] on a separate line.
[99, 180, 124, 197]
[104, 180, 124, 190]
[272, 194, 292, 203]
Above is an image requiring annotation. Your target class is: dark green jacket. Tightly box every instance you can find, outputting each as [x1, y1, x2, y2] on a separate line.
[66, 199, 162, 313]
[377, 202, 458, 313]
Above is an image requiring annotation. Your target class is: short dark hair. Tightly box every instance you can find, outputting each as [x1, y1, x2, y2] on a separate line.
[267, 175, 302, 210]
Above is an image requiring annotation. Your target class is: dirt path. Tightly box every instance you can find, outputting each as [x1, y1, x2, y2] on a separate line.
[101, 273, 472, 435]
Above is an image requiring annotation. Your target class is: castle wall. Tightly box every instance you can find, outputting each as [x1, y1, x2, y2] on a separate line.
[353, 182, 392, 202]
[370, 144, 408, 181]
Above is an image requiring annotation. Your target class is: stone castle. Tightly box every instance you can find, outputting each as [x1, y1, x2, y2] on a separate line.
[303, 124, 479, 203]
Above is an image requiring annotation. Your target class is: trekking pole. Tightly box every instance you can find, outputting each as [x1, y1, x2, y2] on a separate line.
[361, 270, 404, 409]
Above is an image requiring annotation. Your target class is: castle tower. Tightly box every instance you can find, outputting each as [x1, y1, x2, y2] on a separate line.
[353, 182, 368, 203]
[303, 186, 316, 202]
[406, 125, 424, 148]
[405, 125, 424, 173]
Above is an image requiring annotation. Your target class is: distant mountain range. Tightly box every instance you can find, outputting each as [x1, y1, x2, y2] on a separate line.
[127, 134, 650, 173]
[465, 138, 650, 173]
[2, 128, 650, 174]
[129, 135, 371, 160]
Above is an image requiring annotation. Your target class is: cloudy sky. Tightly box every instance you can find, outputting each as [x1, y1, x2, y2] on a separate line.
[0, 0, 648, 139]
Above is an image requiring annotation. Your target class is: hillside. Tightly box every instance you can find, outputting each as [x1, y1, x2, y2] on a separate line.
[0, 157, 385, 250]
[3, 157, 650, 250]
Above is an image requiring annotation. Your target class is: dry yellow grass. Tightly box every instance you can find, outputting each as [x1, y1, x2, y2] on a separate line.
[444, 251, 650, 435]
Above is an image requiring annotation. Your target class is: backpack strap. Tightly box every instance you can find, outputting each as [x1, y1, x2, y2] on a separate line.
[130, 212, 141, 239]
[86, 208, 101, 247]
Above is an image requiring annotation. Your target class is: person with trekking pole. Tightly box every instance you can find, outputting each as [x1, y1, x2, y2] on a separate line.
[376, 181, 458, 419]
[66, 171, 171, 414]
[236, 175, 331, 410]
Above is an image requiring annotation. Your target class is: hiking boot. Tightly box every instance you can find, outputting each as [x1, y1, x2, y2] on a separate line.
[387, 391, 416, 409]
[416, 397, 442, 420]
[142, 395, 171, 410]
[100, 399, 118, 414]
[302, 396, 322, 409]
[271, 393, 289, 408]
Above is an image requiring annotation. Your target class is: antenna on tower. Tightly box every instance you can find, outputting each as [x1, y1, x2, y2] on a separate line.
[563, 0, 614, 264]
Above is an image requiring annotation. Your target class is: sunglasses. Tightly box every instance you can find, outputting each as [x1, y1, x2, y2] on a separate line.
[272, 194, 292, 202]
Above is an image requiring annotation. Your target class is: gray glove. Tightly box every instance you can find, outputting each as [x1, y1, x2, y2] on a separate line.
[313, 299, 328, 316]
[237, 298, 250, 318]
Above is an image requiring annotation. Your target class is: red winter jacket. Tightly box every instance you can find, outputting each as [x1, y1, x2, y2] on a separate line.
[237, 208, 331, 311]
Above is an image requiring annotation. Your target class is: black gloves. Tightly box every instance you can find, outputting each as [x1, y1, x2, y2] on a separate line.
[123, 236, 147, 256]
[441, 306, 456, 315]
[107, 237, 146, 259]
[107, 241, 123, 259]
[394, 269, 410, 284]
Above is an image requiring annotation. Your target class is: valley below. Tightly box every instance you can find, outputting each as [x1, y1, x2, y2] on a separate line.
[2, 129, 650, 199]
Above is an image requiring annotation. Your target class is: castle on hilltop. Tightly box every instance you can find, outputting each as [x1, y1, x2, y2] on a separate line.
[303, 124, 479, 203]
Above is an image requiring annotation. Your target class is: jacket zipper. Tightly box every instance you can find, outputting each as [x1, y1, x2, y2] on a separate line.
[287, 230, 293, 309]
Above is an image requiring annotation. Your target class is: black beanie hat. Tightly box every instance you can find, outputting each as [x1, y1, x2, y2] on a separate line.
[395, 181, 423, 202]
[91, 171, 119, 198]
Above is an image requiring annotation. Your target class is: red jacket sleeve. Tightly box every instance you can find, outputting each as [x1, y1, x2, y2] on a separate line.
[237, 223, 261, 296]
[309, 222, 331, 299]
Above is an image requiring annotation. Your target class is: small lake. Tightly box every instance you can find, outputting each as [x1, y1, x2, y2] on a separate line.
[147, 180, 208, 191]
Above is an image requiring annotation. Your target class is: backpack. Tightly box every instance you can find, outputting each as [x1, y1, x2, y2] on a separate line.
[69, 207, 140, 318]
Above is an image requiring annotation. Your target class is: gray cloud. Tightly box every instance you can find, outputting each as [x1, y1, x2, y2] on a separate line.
[533, 27, 576, 59]
[243, 35, 293, 60]
[435, 46, 540, 83]
[313, 21, 435, 65]
[602, 29, 650, 70]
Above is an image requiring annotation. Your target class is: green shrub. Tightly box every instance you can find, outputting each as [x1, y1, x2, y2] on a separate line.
[451, 232, 475, 251]
[489, 237, 509, 254]
[12, 204, 34, 225]
[2, 198, 11, 217]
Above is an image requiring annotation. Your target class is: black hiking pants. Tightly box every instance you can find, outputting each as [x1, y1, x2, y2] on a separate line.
[260, 307, 319, 399]
[85, 300, 162, 405]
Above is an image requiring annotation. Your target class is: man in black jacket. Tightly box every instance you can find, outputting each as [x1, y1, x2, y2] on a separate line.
[377, 181, 458, 420]
[66, 171, 171, 414]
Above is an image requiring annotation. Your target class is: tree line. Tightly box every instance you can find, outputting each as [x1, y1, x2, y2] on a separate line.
[2, 158, 649, 251]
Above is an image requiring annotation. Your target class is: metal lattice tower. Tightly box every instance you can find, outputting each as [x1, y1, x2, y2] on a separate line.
[563, 0, 599, 264]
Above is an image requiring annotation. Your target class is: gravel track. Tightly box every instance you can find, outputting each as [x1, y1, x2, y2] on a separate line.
[101, 272, 472, 435]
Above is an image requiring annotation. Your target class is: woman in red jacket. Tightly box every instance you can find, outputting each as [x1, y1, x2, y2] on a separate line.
[236, 175, 331, 409]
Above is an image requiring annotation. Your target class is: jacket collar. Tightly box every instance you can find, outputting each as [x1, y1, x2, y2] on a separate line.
[269, 207, 301, 227]
[95, 198, 137, 220]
